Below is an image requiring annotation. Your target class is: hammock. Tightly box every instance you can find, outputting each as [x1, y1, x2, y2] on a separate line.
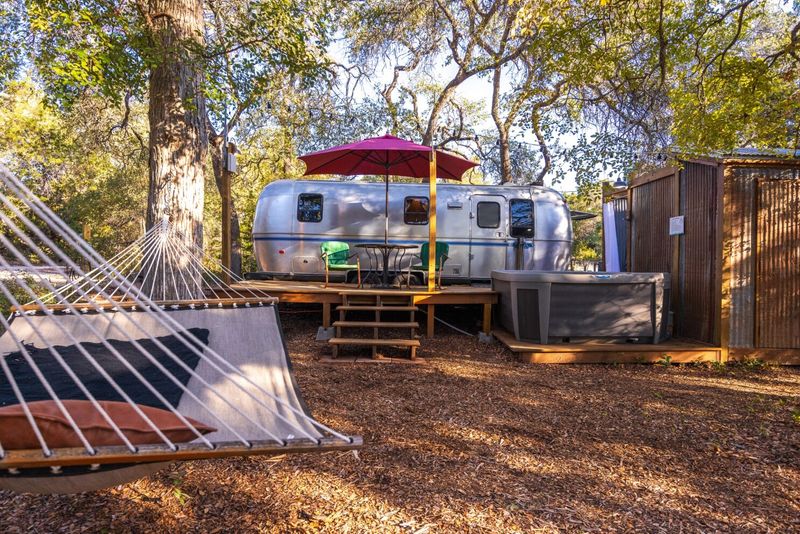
[0, 165, 360, 494]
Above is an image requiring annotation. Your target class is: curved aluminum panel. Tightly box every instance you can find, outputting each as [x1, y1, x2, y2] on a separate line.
[252, 180, 573, 279]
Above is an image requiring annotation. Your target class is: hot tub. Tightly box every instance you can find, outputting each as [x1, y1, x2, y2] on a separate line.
[492, 270, 670, 344]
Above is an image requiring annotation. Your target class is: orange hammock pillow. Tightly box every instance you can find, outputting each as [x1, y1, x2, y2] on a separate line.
[0, 400, 217, 450]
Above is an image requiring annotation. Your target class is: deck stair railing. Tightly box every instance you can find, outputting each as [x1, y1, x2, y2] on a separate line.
[329, 291, 420, 360]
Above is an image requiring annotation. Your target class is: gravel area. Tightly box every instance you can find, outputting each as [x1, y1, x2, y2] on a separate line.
[1, 310, 798, 533]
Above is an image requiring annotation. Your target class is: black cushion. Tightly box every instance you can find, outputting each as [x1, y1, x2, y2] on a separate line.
[0, 328, 210, 411]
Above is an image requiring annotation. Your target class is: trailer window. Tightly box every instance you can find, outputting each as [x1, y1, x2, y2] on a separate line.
[476, 201, 500, 228]
[404, 196, 429, 225]
[297, 193, 323, 222]
[510, 199, 534, 238]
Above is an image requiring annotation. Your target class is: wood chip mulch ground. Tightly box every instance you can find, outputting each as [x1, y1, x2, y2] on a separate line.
[1, 310, 798, 533]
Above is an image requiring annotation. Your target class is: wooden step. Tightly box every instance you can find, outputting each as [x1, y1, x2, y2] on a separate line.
[343, 297, 412, 306]
[333, 321, 419, 328]
[328, 338, 420, 347]
[352, 299, 412, 306]
[336, 305, 418, 312]
[339, 290, 416, 296]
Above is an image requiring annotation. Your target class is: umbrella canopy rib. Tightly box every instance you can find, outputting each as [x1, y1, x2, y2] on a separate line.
[344, 151, 377, 176]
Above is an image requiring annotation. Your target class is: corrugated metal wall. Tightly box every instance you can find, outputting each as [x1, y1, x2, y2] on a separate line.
[630, 175, 675, 274]
[622, 161, 800, 351]
[727, 166, 800, 347]
[755, 178, 800, 348]
[678, 162, 718, 343]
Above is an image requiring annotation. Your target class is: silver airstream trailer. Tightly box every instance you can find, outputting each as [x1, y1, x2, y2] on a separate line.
[251, 180, 572, 283]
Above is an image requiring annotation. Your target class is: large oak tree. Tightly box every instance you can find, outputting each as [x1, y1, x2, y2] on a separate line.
[340, 0, 798, 184]
[9, 0, 330, 298]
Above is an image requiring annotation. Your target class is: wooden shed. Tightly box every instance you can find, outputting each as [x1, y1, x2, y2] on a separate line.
[603, 150, 800, 363]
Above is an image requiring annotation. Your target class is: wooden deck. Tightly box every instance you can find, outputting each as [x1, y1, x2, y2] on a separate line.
[494, 329, 724, 364]
[225, 280, 731, 365]
[229, 280, 498, 338]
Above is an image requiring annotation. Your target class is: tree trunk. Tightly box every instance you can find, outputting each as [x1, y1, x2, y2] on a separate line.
[230, 210, 242, 276]
[490, 65, 512, 184]
[146, 0, 208, 300]
[209, 133, 242, 276]
[422, 76, 463, 146]
[531, 112, 550, 186]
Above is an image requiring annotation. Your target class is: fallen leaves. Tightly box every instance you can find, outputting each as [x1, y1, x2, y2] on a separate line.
[0, 311, 798, 532]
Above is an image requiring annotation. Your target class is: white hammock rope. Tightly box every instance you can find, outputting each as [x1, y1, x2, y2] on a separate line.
[0, 198, 295, 449]
[0, 164, 355, 477]
[35, 218, 262, 307]
[42, 228, 159, 306]
[0, 175, 340, 443]
[0, 244, 218, 451]
[97, 229, 162, 304]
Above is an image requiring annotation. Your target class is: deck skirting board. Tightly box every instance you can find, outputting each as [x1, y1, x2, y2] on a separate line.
[516, 350, 722, 364]
[493, 329, 724, 364]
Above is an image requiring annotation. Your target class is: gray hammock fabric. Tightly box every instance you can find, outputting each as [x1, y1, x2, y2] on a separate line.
[0, 329, 210, 409]
[0, 163, 359, 494]
[0, 305, 331, 494]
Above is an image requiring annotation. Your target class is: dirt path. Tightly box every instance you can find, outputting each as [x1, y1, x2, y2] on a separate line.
[1, 314, 798, 533]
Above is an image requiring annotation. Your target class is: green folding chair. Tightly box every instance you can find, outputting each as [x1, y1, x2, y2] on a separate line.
[320, 241, 361, 287]
[407, 242, 449, 289]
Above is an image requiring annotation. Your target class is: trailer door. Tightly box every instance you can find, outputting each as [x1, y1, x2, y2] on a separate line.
[469, 195, 508, 279]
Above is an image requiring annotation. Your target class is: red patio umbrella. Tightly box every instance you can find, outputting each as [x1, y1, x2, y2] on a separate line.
[299, 134, 477, 242]
[298, 134, 478, 291]
[299, 134, 477, 181]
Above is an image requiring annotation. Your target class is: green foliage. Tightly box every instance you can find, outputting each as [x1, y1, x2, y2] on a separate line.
[506, 0, 800, 184]
[23, 0, 150, 106]
[737, 356, 769, 371]
[1, 0, 337, 275]
[563, 182, 602, 263]
[0, 79, 147, 259]
[169, 471, 191, 506]
[657, 354, 673, 367]
[0, 1, 26, 86]
[668, 3, 799, 154]
[203, 0, 334, 132]
[710, 360, 728, 372]
[336, 0, 800, 188]
[16, 0, 333, 112]
[0, 276, 45, 321]
[1, 0, 797, 277]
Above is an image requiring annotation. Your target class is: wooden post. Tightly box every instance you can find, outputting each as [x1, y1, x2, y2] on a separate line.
[428, 150, 437, 292]
[322, 302, 331, 329]
[482, 303, 492, 334]
[427, 304, 435, 338]
[719, 165, 733, 362]
[670, 169, 681, 331]
[713, 163, 725, 348]
[221, 143, 233, 284]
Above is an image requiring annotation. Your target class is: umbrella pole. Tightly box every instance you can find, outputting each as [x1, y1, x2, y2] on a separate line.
[384, 171, 389, 246]
[428, 150, 437, 292]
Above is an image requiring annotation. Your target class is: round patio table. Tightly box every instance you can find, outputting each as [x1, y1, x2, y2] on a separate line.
[355, 244, 418, 287]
